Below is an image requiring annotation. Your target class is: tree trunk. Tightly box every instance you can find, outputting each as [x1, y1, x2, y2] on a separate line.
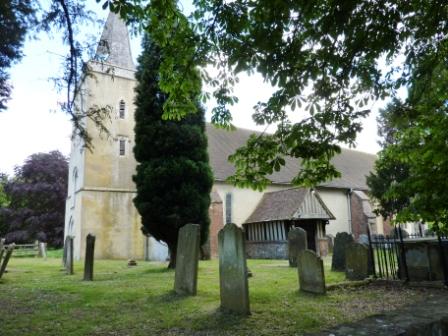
[168, 244, 177, 269]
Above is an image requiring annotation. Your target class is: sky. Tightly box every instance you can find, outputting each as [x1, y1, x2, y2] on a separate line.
[0, 3, 383, 176]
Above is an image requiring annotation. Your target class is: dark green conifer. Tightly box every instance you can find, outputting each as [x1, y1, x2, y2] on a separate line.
[133, 36, 213, 268]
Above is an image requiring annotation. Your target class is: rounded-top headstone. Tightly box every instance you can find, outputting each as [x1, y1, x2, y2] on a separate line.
[345, 242, 369, 280]
[331, 232, 354, 271]
[288, 227, 308, 267]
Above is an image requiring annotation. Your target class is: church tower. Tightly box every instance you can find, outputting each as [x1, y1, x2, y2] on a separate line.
[64, 12, 150, 260]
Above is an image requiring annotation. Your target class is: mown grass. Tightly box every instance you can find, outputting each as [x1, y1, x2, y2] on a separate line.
[0, 256, 430, 336]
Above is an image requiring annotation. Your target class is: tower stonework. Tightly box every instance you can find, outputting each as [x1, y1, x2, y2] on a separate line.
[64, 13, 166, 260]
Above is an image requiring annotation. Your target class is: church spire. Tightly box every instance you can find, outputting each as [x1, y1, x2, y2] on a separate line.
[96, 12, 134, 69]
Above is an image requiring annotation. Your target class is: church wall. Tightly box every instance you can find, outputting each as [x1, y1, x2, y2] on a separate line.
[213, 181, 288, 226]
[316, 188, 351, 236]
[77, 190, 145, 260]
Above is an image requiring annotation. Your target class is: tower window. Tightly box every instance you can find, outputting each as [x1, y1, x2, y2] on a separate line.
[119, 100, 125, 119]
[119, 139, 126, 156]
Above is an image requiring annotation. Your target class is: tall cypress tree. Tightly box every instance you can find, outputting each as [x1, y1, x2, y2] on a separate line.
[133, 36, 213, 268]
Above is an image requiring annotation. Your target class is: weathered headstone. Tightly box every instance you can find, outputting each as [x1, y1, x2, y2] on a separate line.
[0, 243, 15, 279]
[345, 242, 369, 280]
[331, 232, 354, 271]
[297, 249, 326, 294]
[66, 236, 74, 275]
[174, 224, 200, 295]
[38, 242, 47, 259]
[83, 234, 96, 281]
[288, 227, 308, 267]
[218, 223, 250, 315]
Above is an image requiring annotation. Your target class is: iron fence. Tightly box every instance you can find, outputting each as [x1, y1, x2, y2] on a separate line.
[367, 225, 448, 285]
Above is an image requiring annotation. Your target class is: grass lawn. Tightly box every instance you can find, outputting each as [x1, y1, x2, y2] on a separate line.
[0, 256, 432, 336]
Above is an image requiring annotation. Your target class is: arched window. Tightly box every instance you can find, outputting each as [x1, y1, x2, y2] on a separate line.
[119, 100, 126, 119]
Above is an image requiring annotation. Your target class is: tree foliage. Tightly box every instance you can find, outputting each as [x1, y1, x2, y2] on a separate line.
[367, 100, 411, 220]
[368, 56, 448, 232]
[0, 0, 37, 111]
[102, 0, 448, 190]
[0, 151, 68, 247]
[1, 0, 112, 149]
[132, 36, 213, 268]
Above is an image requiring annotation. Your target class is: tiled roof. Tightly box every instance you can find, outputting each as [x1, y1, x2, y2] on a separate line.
[206, 124, 376, 190]
[245, 188, 335, 223]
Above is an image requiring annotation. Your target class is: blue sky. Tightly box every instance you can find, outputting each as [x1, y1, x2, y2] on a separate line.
[0, 2, 381, 176]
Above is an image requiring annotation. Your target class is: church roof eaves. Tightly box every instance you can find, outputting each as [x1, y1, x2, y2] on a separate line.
[206, 124, 376, 190]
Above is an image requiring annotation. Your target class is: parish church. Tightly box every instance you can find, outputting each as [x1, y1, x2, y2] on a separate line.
[64, 13, 387, 261]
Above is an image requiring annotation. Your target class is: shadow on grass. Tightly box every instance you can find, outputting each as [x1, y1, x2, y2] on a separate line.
[142, 267, 174, 274]
[155, 290, 191, 303]
[189, 307, 249, 332]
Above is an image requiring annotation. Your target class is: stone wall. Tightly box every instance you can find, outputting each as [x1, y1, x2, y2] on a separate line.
[245, 241, 288, 259]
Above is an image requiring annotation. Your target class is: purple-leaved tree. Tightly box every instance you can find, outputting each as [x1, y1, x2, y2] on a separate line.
[0, 151, 68, 247]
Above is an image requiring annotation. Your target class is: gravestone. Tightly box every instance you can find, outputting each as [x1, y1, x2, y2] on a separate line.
[288, 227, 308, 267]
[297, 249, 326, 294]
[174, 224, 200, 295]
[358, 234, 369, 245]
[331, 232, 354, 271]
[38, 242, 47, 259]
[66, 236, 74, 275]
[0, 243, 15, 279]
[83, 234, 96, 281]
[0, 238, 5, 262]
[326, 234, 334, 254]
[345, 242, 369, 280]
[62, 235, 69, 267]
[218, 223, 250, 315]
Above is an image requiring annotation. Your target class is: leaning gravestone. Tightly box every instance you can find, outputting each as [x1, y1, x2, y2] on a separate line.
[218, 223, 250, 315]
[297, 249, 326, 294]
[84, 234, 96, 281]
[0, 243, 15, 279]
[66, 236, 74, 275]
[288, 227, 308, 267]
[331, 232, 354, 271]
[345, 242, 369, 280]
[174, 224, 200, 295]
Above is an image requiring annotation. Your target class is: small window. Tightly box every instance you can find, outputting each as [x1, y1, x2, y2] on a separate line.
[119, 100, 125, 119]
[119, 139, 126, 156]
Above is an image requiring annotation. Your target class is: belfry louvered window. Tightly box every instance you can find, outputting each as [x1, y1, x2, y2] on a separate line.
[119, 139, 126, 156]
[119, 100, 125, 119]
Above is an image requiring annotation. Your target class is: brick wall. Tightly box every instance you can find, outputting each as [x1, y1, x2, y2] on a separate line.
[350, 193, 365, 240]
[208, 199, 224, 258]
